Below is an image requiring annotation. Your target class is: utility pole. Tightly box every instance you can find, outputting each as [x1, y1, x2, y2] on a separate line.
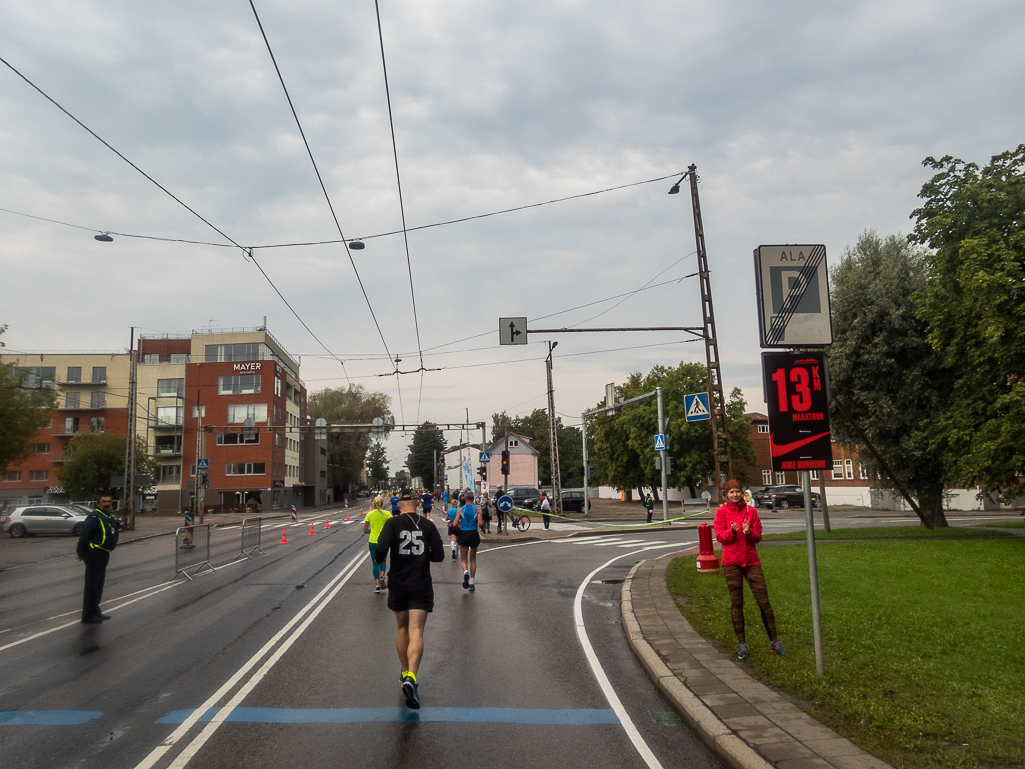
[686, 164, 732, 500]
[545, 341, 562, 515]
[195, 403, 206, 525]
[656, 386, 669, 522]
[122, 327, 138, 530]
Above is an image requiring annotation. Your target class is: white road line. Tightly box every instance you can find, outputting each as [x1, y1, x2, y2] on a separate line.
[593, 539, 646, 547]
[618, 540, 667, 547]
[133, 550, 368, 769]
[574, 550, 666, 769]
[553, 536, 612, 544]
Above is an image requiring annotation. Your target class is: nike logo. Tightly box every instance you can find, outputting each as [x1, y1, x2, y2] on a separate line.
[769, 431, 831, 457]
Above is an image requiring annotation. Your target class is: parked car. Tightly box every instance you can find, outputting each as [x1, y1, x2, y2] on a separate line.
[504, 486, 541, 510]
[560, 489, 589, 513]
[751, 485, 821, 509]
[2, 504, 91, 538]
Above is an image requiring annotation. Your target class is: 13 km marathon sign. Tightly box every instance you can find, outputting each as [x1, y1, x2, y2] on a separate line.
[763, 351, 832, 473]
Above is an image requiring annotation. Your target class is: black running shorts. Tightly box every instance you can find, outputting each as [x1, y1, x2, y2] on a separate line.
[457, 530, 481, 549]
[387, 583, 435, 613]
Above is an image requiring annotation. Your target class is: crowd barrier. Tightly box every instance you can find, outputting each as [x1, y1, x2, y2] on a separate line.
[174, 523, 215, 580]
[233, 517, 266, 562]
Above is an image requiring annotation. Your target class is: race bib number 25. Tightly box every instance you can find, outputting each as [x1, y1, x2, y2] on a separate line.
[398, 530, 425, 555]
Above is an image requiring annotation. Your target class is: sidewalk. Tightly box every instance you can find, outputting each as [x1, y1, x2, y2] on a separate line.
[622, 553, 892, 769]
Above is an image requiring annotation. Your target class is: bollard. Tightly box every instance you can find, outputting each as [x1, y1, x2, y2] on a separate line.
[696, 522, 720, 574]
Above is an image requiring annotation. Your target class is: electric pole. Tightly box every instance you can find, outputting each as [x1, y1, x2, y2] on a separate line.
[545, 341, 562, 515]
[122, 327, 138, 530]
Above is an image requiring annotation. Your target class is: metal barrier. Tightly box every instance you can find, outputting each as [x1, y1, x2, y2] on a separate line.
[233, 517, 266, 562]
[174, 524, 214, 580]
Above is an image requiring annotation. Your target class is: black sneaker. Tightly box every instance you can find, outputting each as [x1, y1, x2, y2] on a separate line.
[451, 549, 457, 560]
[402, 677, 420, 709]
[462, 571, 469, 589]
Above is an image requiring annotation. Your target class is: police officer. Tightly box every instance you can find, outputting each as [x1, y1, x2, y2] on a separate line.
[644, 490, 655, 524]
[77, 494, 120, 624]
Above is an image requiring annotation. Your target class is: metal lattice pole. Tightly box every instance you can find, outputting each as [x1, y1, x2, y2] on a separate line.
[545, 342, 562, 515]
[122, 327, 138, 530]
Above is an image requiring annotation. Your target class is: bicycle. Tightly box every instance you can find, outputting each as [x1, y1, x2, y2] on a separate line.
[507, 508, 531, 532]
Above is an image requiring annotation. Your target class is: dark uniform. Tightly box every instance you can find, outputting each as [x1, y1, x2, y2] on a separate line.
[644, 493, 655, 523]
[375, 511, 444, 612]
[76, 507, 119, 622]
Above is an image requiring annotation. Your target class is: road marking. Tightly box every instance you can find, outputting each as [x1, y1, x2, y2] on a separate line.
[593, 539, 647, 547]
[554, 536, 613, 544]
[133, 550, 368, 769]
[156, 706, 618, 725]
[0, 710, 103, 725]
[618, 540, 666, 547]
[574, 550, 668, 769]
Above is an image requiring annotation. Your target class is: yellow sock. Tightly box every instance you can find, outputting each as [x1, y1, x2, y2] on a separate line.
[406, 671, 417, 683]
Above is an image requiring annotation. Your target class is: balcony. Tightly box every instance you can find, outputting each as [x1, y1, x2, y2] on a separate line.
[154, 419, 184, 429]
[50, 452, 67, 463]
[51, 424, 80, 436]
[154, 447, 183, 457]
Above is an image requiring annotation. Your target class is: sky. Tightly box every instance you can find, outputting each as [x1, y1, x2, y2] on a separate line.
[2, 0, 1023, 473]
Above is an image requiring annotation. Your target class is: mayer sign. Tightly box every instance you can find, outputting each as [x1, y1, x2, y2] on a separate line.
[754, 245, 832, 347]
[763, 351, 832, 473]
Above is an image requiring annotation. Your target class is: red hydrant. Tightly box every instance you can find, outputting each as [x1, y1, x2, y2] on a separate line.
[696, 522, 720, 574]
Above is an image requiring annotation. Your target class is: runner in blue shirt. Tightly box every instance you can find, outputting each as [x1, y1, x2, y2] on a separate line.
[420, 490, 434, 521]
[456, 491, 483, 592]
[445, 503, 459, 560]
[390, 492, 401, 516]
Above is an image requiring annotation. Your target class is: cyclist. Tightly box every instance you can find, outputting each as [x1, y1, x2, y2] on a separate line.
[456, 491, 482, 591]
[375, 489, 444, 709]
[363, 495, 391, 593]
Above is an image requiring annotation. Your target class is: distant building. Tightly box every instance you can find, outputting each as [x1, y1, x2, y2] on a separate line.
[484, 432, 539, 489]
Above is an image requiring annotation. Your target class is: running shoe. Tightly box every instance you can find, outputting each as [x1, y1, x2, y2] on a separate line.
[736, 643, 750, 660]
[770, 640, 786, 657]
[462, 571, 470, 589]
[374, 584, 380, 593]
[451, 549, 457, 560]
[468, 583, 475, 592]
[402, 678, 420, 709]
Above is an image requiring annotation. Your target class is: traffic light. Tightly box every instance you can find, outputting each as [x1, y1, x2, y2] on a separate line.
[501, 450, 510, 475]
[480, 467, 487, 481]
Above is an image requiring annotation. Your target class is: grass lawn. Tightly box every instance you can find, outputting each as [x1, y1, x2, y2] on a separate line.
[761, 526, 1013, 541]
[974, 521, 1025, 529]
[665, 539, 1025, 769]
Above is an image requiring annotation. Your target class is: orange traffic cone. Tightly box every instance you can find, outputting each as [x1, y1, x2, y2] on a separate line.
[324, 517, 330, 529]
[309, 522, 316, 536]
[360, 507, 364, 515]
[280, 528, 288, 544]
[345, 511, 351, 522]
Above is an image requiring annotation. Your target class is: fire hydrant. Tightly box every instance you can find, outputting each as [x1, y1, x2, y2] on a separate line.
[696, 522, 720, 574]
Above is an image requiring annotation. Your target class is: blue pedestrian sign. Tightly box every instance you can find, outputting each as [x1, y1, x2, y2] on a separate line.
[684, 393, 711, 422]
[479, 452, 491, 463]
[197, 458, 210, 470]
[497, 495, 514, 513]
[654, 434, 666, 451]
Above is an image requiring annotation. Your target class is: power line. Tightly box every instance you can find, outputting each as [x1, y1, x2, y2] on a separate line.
[246, 0, 391, 375]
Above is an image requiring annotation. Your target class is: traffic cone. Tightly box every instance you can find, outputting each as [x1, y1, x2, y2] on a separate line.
[280, 528, 288, 544]
[345, 511, 351, 522]
[360, 507, 364, 515]
[324, 517, 330, 529]
[309, 522, 316, 536]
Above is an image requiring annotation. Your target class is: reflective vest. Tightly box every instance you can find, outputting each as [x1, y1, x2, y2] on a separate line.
[88, 510, 119, 553]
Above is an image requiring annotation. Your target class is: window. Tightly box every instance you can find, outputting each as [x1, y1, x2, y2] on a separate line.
[844, 459, 854, 480]
[170, 353, 190, 364]
[274, 377, 282, 397]
[192, 405, 206, 418]
[2, 471, 22, 482]
[205, 342, 262, 363]
[226, 462, 266, 475]
[157, 406, 184, 426]
[32, 443, 50, 455]
[155, 435, 182, 455]
[757, 424, 769, 434]
[275, 433, 281, 446]
[810, 470, 819, 480]
[319, 446, 326, 456]
[91, 367, 106, 384]
[66, 366, 82, 383]
[90, 391, 106, 409]
[63, 417, 79, 434]
[189, 464, 196, 477]
[218, 374, 261, 395]
[775, 471, 786, 484]
[216, 432, 260, 446]
[832, 459, 844, 480]
[29, 470, 49, 482]
[158, 465, 182, 483]
[157, 378, 184, 397]
[17, 366, 56, 389]
[859, 463, 868, 480]
[143, 353, 160, 364]
[761, 470, 772, 485]
[89, 417, 105, 432]
[65, 391, 81, 408]
[227, 403, 268, 423]
[320, 470, 326, 478]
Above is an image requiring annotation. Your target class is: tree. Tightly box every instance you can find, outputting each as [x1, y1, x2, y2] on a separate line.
[589, 361, 755, 500]
[0, 326, 58, 473]
[828, 231, 951, 527]
[407, 422, 446, 489]
[491, 409, 582, 487]
[394, 469, 408, 487]
[59, 432, 157, 499]
[307, 385, 391, 493]
[911, 145, 1025, 500]
[366, 441, 389, 488]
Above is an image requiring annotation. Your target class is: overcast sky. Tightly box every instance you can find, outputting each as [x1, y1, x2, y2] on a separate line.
[2, 0, 1023, 473]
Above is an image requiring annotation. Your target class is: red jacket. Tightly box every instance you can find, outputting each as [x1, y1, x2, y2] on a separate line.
[713, 501, 763, 567]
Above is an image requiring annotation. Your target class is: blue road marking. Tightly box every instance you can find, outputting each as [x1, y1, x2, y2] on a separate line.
[157, 707, 619, 725]
[0, 711, 103, 725]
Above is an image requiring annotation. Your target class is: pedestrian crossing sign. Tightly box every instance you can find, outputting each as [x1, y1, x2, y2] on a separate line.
[654, 434, 666, 451]
[685, 393, 711, 422]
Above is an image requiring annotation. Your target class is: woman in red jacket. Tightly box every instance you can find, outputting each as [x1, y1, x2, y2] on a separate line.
[714, 479, 785, 660]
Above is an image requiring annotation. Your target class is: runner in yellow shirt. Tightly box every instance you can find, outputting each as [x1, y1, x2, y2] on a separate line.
[364, 496, 392, 593]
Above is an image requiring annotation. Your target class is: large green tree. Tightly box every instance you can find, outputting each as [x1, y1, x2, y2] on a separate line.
[59, 432, 157, 499]
[365, 441, 389, 488]
[0, 326, 58, 472]
[407, 422, 446, 489]
[588, 361, 754, 500]
[307, 385, 391, 493]
[911, 145, 1025, 501]
[491, 409, 582, 487]
[828, 231, 952, 527]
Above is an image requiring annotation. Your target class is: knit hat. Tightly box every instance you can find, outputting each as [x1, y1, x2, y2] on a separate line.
[723, 479, 742, 493]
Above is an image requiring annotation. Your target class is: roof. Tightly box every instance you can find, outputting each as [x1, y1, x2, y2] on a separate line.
[487, 432, 540, 455]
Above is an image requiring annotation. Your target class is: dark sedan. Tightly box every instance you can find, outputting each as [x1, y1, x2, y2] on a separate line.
[751, 485, 821, 509]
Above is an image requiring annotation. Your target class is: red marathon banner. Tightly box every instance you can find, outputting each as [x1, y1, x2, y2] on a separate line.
[762, 351, 832, 473]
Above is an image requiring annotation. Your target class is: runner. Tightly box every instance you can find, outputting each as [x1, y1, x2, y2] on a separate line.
[456, 491, 483, 591]
[389, 490, 401, 516]
[420, 488, 434, 521]
[375, 489, 444, 709]
[713, 479, 785, 660]
[445, 500, 459, 559]
[363, 495, 391, 593]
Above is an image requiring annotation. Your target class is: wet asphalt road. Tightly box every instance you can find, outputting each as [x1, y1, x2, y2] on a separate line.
[0, 512, 721, 769]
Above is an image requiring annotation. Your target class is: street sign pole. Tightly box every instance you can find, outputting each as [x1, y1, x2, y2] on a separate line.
[657, 386, 668, 522]
[803, 471, 825, 677]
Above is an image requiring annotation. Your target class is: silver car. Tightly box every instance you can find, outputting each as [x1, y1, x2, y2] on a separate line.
[2, 504, 90, 538]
